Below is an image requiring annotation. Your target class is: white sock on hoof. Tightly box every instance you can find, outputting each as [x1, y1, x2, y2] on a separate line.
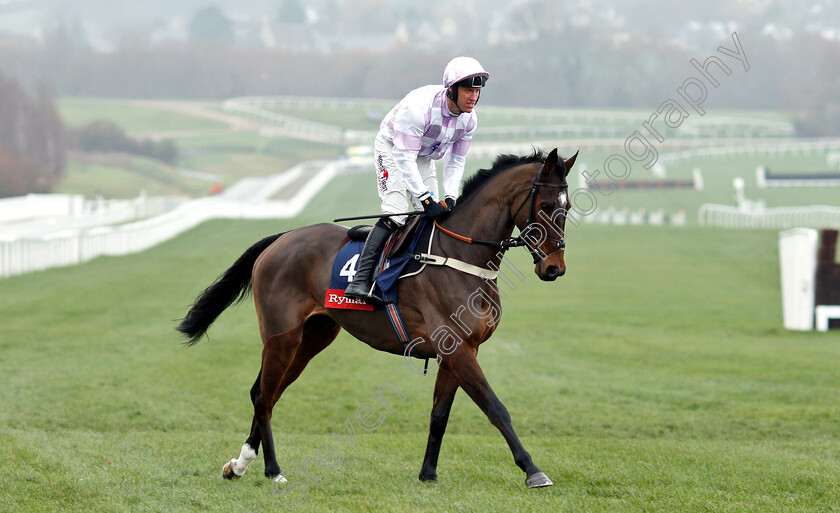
[232, 443, 257, 476]
[273, 473, 288, 484]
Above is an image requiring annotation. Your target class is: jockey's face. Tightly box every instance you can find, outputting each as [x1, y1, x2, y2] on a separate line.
[456, 86, 481, 113]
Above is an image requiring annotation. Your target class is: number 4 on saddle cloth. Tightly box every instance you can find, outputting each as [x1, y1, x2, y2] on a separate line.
[326, 216, 432, 312]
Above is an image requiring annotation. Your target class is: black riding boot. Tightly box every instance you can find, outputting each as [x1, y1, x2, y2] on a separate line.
[344, 217, 398, 304]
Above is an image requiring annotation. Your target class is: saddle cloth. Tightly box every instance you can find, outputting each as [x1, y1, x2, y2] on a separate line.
[325, 218, 433, 310]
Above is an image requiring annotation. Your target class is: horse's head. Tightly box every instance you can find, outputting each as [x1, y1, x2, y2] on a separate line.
[514, 148, 578, 282]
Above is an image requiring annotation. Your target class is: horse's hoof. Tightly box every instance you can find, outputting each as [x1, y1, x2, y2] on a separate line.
[418, 473, 438, 483]
[222, 459, 240, 480]
[526, 471, 553, 488]
[272, 473, 288, 484]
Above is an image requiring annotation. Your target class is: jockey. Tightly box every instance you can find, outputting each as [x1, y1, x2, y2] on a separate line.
[345, 56, 489, 304]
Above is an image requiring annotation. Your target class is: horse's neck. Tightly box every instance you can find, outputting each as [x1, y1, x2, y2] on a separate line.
[438, 167, 534, 266]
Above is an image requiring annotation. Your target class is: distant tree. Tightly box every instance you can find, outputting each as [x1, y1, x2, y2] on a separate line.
[71, 120, 178, 165]
[31, 83, 67, 183]
[789, 36, 840, 137]
[0, 150, 40, 197]
[188, 5, 234, 42]
[0, 74, 66, 197]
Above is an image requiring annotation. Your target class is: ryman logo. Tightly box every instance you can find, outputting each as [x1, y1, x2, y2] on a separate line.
[325, 289, 374, 311]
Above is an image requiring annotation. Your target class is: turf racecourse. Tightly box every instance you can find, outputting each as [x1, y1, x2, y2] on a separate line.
[1, 218, 839, 513]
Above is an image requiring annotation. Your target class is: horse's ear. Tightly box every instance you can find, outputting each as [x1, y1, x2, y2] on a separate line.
[540, 148, 559, 180]
[563, 150, 579, 176]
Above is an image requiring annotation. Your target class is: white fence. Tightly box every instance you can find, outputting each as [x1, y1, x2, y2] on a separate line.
[0, 161, 348, 279]
[0, 194, 85, 222]
[698, 204, 840, 230]
[0, 193, 179, 225]
[477, 120, 793, 140]
[0, 194, 188, 237]
[224, 98, 348, 145]
[583, 207, 686, 227]
[661, 139, 840, 165]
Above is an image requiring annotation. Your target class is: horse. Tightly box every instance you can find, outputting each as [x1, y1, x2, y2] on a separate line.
[176, 147, 578, 489]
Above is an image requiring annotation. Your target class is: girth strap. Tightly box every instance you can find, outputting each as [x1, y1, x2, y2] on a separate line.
[411, 253, 499, 279]
[384, 302, 430, 375]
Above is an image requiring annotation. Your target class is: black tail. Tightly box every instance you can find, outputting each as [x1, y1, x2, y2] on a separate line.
[176, 232, 286, 346]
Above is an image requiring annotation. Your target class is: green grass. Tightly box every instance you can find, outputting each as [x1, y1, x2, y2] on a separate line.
[58, 136, 343, 200]
[56, 153, 205, 198]
[177, 152, 296, 185]
[170, 130, 271, 151]
[1, 219, 838, 512]
[171, 130, 342, 157]
[13, 98, 838, 510]
[58, 98, 227, 135]
[174, 133, 343, 185]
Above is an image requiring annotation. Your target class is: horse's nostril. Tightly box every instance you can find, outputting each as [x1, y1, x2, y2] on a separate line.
[546, 265, 566, 279]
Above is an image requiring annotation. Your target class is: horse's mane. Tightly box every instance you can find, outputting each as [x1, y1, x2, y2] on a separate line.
[457, 149, 546, 204]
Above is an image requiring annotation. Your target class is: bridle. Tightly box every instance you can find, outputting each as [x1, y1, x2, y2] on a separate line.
[434, 162, 568, 265]
[511, 163, 568, 264]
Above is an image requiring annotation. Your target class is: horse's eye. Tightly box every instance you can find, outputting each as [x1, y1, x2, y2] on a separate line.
[540, 202, 553, 212]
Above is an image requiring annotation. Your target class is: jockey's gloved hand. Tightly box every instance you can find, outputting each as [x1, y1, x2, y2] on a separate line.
[445, 197, 456, 209]
[419, 193, 449, 219]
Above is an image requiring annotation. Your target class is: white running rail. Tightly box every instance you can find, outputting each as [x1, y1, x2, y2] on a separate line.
[698, 204, 840, 230]
[0, 160, 351, 279]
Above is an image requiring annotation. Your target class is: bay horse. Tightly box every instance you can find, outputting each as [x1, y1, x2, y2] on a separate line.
[177, 148, 577, 489]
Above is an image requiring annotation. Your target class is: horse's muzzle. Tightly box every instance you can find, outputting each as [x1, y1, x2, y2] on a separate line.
[538, 264, 565, 281]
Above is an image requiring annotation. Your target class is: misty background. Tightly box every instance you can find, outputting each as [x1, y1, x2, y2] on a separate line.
[0, 0, 839, 197]
[0, 0, 837, 115]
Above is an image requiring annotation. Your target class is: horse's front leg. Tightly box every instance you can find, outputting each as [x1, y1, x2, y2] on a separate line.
[418, 366, 459, 482]
[442, 347, 553, 488]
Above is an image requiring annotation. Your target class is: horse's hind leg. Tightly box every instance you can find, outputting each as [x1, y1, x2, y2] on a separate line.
[219, 324, 303, 481]
[222, 371, 263, 479]
[224, 315, 340, 481]
[418, 367, 459, 482]
[260, 316, 340, 480]
[252, 325, 304, 481]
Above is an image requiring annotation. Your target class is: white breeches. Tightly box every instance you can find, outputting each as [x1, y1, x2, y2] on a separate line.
[373, 134, 438, 226]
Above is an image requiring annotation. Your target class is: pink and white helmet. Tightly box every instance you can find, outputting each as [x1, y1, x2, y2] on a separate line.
[443, 56, 490, 89]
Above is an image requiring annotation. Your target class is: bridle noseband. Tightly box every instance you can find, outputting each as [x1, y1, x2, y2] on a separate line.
[434, 163, 568, 265]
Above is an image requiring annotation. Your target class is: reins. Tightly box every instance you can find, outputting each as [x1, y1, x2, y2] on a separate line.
[433, 221, 526, 250]
[434, 163, 567, 264]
